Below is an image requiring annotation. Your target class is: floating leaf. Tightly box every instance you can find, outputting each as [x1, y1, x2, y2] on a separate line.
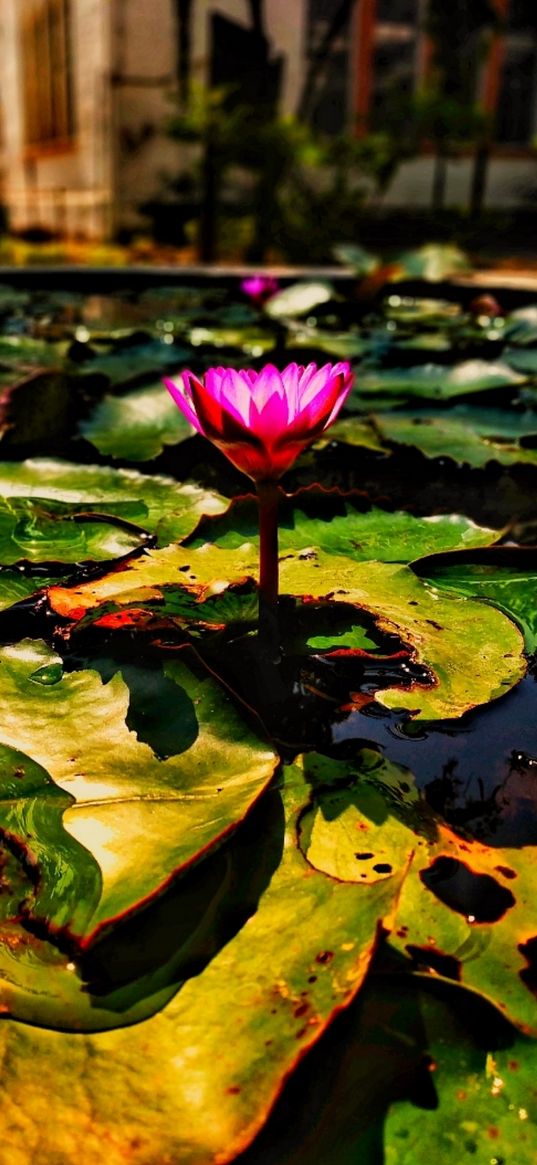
[318, 415, 390, 452]
[0, 639, 277, 939]
[385, 992, 537, 1165]
[0, 335, 68, 368]
[504, 305, 537, 346]
[302, 750, 537, 1034]
[78, 339, 190, 388]
[0, 496, 145, 563]
[80, 383, 194, 461]
[288, 328, 368, 359]
[389, 806, 537, 1033]
[188, 496, 499, 564]
[333, 243, 380, 275]
[396, 244, 470, 282]
[47, 545, 526, 722]
[0, 757, 402, 1164]
[373, 409, 537, 469]
[0, 569, 58, 612]
[352, 360, 525, 405]
[264, 281, 335, 319]
[415, 550, 537, 652]
[0, 459, 227, 547]
[505, 346, 537, 375]
[383, 295, 462, 324]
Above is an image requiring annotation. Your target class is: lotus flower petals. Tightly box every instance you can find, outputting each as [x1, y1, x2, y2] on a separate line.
[163, 374, 204, 433]
[163, 361, 353, 482]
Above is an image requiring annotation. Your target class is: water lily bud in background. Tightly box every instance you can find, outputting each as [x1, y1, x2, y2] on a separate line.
[240, 274, 279, 307]
[469, 294, 504, 317]
[164, 362, 354, 483]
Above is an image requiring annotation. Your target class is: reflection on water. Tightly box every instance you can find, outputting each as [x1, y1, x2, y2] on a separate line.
[331, 673, 537, 846]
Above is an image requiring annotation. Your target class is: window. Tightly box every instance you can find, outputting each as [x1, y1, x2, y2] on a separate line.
[369, 15, 419, 131]
[493, 0, 537, 145]
[22, 0, 74, 148]
[376, 0, 418, 23]
[507, 0, 537, 33]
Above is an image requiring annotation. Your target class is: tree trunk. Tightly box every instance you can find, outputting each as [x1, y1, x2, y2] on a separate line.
[432, 150, 448, 212]
[469, 141, 490, 219]
[199, 138, 218, 263]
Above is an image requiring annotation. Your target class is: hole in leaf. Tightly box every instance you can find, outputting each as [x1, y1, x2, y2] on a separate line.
[420, 856, 515, 923]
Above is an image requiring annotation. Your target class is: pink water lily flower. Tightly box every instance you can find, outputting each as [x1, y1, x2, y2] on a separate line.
[240, 274, 279, 306]
[164, 362, 353, 482]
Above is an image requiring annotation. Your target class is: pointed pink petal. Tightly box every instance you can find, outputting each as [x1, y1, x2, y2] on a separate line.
[204, 367, 226, 403]
[249, 389, 289, 440]
[280, 363, 301, 420]
[250, 365, 285, 412]
[298, 364, 336, 409]
[219, 368, 252, 426]
[187, 375, 229, 438]
[163, 374, 204, 433]
[276, 370, 351, 446]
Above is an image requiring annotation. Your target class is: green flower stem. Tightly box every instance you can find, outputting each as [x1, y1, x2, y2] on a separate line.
[256, 480, 280, 652]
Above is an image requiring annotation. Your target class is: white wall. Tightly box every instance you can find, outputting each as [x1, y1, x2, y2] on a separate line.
[110, 0, 179, 231]
[0, 0, 114, 238]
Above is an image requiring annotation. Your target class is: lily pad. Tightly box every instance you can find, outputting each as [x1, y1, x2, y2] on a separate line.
[77, 338, 191, 388]
[0, 569, 59, 612]
[505, 346, 537, 375]
[302, 750, 537, 1035]
[333, 243, 380, 275]
[383, 296, 463, 324]
[351, 360, 525, 406]
[504, 305, 537, 346]
[79, 383, 194, 461]
[0, 639, 277, 937]
[317, 415, 389, 452]
[288, 328, 368, 360]
[389, 798, 537, 1032]
[0, 496, 145, 563]
[47, 544, 526, 722]
[396, 244, 470, 282]
[0, 756, 404, 1165]
[0, 459, 228, 547]
[373, 410, 537, 469]
[385, 992, 537, 1165]
[414, 551, 537, 653]
[264, 281, 335, 319]
[188, 496, 499, 564]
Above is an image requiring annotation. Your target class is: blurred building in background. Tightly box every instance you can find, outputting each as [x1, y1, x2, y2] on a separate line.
[0, 0, 535, 243]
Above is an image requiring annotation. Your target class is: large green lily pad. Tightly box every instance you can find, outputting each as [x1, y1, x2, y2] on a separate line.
[0, 639, 276, 949]
[188, 496, 499, 563]
[414, 550, 537, 652]
[373, 409, 537, 468]
[302, 750, 537, 1034]
[47, 544, 526, 721]
[385, 991, 537, 1165]
[264, 281, 335, 319]
[0, 757, 402, 1165]
[0, 496, 145, 563]
[79, 383, 194, 461]
[350, 360, 525, 407]
[0, 459, 227, 547]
